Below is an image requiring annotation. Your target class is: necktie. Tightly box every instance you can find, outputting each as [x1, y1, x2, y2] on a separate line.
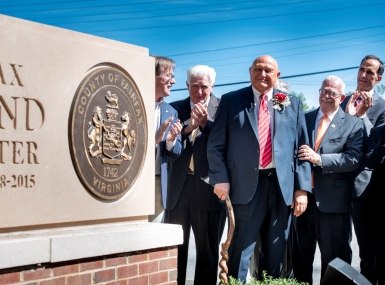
[258, 94, 272, 168]
[188, 128, 199, 173]
[312, 114, 328, 187]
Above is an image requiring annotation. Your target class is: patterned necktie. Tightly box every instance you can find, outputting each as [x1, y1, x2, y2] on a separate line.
[258, 94, 272, 168]
[188, 128, 199, 172]
[312, 114, 328, 187]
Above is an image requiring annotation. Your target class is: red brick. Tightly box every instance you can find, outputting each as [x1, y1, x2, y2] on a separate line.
[80, 260, 104, 271]
[169, 269, 177, 281]
[23, 268, 51, 281]
[149, 271, 168, 285]
[0, 272, 20, 284]
[139, 261, 158, 275]
[40, 277, 66, 285]
[128, 253, 147, 263]
[106, 281, 128, 285]
[128, 275, 148, 285]
[149, 250, 167, 260]
[105, 257, 127, 267]
[168, 248, 177, 257]
[67, 273, 91, 285]
[117, 265, 138, 279]
[159, 257, 177, 270]
[52, 264, 78, 276]
[93, 269, 115, 283]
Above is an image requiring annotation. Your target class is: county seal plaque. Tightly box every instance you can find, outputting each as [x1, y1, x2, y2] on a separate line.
[69, 64, 147, 201]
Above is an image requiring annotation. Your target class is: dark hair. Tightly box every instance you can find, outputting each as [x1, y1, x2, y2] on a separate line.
[150, 55, 175, 76]
[360, 55, 384, 75]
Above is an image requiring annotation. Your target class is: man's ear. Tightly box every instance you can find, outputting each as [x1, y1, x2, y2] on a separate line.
[377, 74, 382, 84]
[186, 81, 189, 89]
[340, 94, 347, 103]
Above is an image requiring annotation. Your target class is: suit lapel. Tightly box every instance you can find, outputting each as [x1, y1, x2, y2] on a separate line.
[273, 89, 280, 138]
[318, 108, 344, 151]
[308, 109, 319, 149]
[241, 86, 259, 139]
[207, 93, 219, 120]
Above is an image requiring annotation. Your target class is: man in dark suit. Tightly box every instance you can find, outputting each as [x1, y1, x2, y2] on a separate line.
[365, 125, 385, 285]
[207, 55, 311, 282]
[152, 55, 182, 223]
[164, 65, 226, 285]
[294, 75, 364, 284]
[340, 55, 384, 283]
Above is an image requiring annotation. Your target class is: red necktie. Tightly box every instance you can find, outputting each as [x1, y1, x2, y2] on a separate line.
[312, 114, 328, 187]
[258, 94, 272, 168]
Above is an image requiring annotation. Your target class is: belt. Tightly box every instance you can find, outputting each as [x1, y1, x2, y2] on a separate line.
[188, 169, 194, 175]
[155, 174, 161, 177]
[259, 168, 276, 177]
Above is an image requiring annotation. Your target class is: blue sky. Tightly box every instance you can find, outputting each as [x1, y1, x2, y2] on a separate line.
[1, 0, 385, 108]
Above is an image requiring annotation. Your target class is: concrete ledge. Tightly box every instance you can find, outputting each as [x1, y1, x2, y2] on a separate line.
[0, 222, 182, 269]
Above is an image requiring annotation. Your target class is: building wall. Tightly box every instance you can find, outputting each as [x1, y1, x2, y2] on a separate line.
[0, 247, 177, 285]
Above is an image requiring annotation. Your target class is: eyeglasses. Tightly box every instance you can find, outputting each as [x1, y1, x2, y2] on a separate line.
[319, 88, 342, 98]
[156, 73, 174, 80]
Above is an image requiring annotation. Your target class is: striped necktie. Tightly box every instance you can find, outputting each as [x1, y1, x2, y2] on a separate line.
[258, 94, 272, 168]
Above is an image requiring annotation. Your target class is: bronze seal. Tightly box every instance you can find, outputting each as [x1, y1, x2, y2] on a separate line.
[69, 64, 147, 201]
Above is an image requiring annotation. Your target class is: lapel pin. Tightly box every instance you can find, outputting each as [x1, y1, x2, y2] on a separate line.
[165, 110, 169, 113]
[331, 124, 335, 128]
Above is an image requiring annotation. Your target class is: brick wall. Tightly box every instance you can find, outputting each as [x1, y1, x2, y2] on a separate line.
[0, 246, 177, 285]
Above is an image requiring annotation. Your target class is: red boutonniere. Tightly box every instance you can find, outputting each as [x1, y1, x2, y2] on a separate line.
[272, 93, 291, 112]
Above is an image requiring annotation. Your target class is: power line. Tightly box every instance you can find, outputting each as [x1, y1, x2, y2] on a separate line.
[171, 66, 359, 91]
[87, 3, 385, 34]
[51, 0, 323, 26]
[168, 24, 385, 57]
[176, 31, 385, 67]
[20, 0, 261, 21]
[0, 0, 181, 12]
[0, 0, 93, 8]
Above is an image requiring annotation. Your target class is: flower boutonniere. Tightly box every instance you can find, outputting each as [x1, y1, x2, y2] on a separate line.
[272, 93, 291, 112]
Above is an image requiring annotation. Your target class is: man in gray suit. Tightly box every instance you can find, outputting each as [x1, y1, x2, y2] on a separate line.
[208, 55, 311, 282]
[340, 55, 384, 284]
[294, 75, 364, 284]
[164, 65, 226, 285]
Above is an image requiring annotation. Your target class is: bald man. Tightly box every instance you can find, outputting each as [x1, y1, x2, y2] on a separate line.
[207, 55, 311, 282]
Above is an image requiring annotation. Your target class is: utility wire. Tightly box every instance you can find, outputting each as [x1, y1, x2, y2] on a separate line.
[176, 31, 385, 67]
[88, 3, 385, 33]
[18, 0, 262, 20]
[0, 0, 182, 12]
[51, 0, 323, 26]
[171, 66, 359, 91]
[168, 24, 385, 57]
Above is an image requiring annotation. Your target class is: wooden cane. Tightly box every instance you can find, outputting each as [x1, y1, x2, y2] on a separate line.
[218, 195, 235, 284]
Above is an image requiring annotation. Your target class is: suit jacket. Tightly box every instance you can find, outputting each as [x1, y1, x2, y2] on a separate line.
[340, 91, 385, 198]
[166, 93, 222, 211]
[365, 125, 385, 208]
[158, 101, 182, 208]
[306, 107, 363, 213]
[207, 86, 312, 206]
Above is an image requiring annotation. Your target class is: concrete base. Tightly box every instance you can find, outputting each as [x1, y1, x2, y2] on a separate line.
[0, 222, 182, 269]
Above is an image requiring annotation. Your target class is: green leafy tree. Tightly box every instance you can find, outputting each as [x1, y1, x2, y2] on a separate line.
[291, 91, 310, 112]
[376, 83, 385, 97]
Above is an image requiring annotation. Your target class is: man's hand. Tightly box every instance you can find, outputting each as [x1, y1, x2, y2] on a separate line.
[298, 144, 321, 164]
[192, 103, 209, 128]
[291, 190, 308, 217]
[345, 91, 373, 118]
[156, 117, 173, 144]
[166, 120, 182, 142]
[214, 183, 230, 201]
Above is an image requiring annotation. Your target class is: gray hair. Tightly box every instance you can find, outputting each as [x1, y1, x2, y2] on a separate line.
[187, 65, 216, 86]
[274, 79, 290, 93]
[323, 75, 345, 94]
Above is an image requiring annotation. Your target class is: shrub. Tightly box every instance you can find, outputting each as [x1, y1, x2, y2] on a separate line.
[222, 271, 309, 285]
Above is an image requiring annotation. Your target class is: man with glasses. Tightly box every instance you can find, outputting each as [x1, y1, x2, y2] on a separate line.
[294, 75, 363, 284]
[340, 55, 385, 284]
[151, 55, 182, 223]
[164, 65, 226, 285]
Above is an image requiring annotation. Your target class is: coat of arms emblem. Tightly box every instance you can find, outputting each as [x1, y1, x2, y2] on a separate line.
[69, 65, 147, 201]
